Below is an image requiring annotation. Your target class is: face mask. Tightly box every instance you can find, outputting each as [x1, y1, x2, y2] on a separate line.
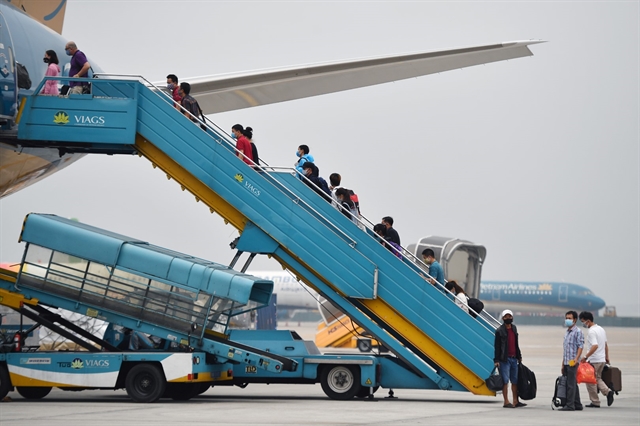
[231, 133, 237, 140]
[503, 318, 513, 325]
[582, 322, 588, 328]
[167, 83, 174, 89]
[564, 319, 574, 327]
[296, 151, 301, 157]
[43, 57, 49, 63]
[65, 49, 72, 56]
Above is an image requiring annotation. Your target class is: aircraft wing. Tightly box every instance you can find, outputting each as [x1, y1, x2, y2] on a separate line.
[186, 40, 544, 115]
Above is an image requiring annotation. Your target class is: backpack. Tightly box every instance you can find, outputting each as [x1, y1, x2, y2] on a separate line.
[551, 375, 567, 409]
[16, 62, 32, 89]
[466, 297, 484, 318]
[251, 142, 260, 167]
[347, 189, 361, 214]
[517, 363, 537, 400]
[317, 177, 331, 197]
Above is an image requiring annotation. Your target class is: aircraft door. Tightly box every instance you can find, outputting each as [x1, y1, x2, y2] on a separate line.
[0, 10, 17, 123]
[559, 285, 568, 303]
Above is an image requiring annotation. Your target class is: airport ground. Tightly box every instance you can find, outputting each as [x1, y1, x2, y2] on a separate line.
[0, 324, 638, 425]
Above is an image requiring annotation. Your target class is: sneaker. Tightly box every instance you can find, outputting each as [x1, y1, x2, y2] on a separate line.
[607, 390, 614, 406]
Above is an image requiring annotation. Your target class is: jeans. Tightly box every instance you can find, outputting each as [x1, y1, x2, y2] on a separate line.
[499, 357, 518, 384]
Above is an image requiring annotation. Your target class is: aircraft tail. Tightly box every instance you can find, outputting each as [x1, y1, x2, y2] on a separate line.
[13, 0, 67, 34]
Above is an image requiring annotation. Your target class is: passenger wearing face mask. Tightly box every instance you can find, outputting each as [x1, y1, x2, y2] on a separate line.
[558, 310, 584, 411]
[166, 74, 182, 106]
[41, 50, 60, 96]
[493, 309, 526, 408]
[579, 311, 614, 407]
[64, 41, 91, 95]
[294, 145, 314, 180]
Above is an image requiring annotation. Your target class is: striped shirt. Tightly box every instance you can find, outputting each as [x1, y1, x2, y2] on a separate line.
[563, 325, 584, 364]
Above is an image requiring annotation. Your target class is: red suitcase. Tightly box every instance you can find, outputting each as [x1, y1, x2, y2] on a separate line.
[602, 365, 622, 393]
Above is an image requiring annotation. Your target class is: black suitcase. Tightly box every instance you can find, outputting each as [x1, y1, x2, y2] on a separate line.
[602, 365, 622, 393]
[551, 375, 567, 410]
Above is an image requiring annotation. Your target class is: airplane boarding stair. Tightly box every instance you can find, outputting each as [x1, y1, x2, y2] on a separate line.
[0, 214, 296, 373]
[17, 76, 501, 395]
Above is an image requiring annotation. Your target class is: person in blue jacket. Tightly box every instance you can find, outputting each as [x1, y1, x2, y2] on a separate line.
[294, 144, 314, 179]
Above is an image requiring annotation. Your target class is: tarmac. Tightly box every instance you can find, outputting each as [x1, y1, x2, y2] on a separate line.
[0, 324, 638, 426]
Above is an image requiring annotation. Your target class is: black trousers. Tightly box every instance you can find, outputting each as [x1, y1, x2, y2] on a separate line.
[564, 364, 583, 410]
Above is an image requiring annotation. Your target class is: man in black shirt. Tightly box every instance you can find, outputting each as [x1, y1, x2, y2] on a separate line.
[382, 216, 400, 245]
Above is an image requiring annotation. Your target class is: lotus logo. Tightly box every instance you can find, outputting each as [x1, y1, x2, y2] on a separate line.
[538, 283, 553, 291]
[53, 111, 69, 125]
[234, 173, 244, 183]
[71, 358, 84, 369]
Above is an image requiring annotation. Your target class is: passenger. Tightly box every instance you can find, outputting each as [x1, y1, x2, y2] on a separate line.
[579, 311, 614, 407]
[373, 224, 402, 258]
[335, 187, 359, 225]
[166, 74, 182, 105]
[381, 216, 400, 245]
[559, 310, 584, 411]
[231, 124, 254, 165]
[41, 50, 60, 96]
[329, 173, 344, 207]
[294, 145, 314, 179]
[494, 309, 526, 408]
[179, 82, 203, 121]
[444, 280, 469, 313]
[64, 41, 91, 94]
[243, 126, 260, 168]
[421, 248, 444, 287]
[300, 162, 331, 201]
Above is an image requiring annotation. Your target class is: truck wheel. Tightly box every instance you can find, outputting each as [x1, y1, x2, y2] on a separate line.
[16, 386, 51, 399]
[125, 363, 166, 403]
[0, 365, 11, 400]
[320, 365, 361, 400]
[357, 339, 372, 352]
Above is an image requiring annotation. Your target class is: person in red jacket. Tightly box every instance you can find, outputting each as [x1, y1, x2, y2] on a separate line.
[231, 124, 254, 165]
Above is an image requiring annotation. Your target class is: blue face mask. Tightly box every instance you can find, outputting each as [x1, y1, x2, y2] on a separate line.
[296, 151, 301, 157]
[231, 133, 237, 140]
[65, 49, 72, 56]
[564, 319, 574, 327]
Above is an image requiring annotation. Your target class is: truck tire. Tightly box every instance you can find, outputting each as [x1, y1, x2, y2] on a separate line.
[16, 386, 51, 399]
[320, 365, 361, 400]
[0, 365, 11, 400]
[125, 363, 166, 403]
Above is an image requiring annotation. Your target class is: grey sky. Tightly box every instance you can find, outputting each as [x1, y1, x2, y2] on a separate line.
[1, 1, 638, 315]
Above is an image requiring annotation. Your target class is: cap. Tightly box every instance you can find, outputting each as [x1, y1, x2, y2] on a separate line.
[501, 309, 513, 319]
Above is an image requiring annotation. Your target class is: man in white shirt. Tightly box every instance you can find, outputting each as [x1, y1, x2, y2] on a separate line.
[579, 311, 614, 407]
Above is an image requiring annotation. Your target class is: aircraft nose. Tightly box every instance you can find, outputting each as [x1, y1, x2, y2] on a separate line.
[588, 295, 606, 310]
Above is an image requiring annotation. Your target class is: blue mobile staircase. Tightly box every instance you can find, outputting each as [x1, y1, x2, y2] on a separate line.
[16, 76, 501, 395]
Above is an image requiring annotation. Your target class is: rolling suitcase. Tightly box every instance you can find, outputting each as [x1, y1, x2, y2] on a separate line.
[602, 365, 622, 393]
[551, 375, 567, 410]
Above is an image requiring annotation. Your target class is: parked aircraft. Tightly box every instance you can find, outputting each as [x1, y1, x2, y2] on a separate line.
[1, 0, 542, 198]
[251, 271, 606, 316]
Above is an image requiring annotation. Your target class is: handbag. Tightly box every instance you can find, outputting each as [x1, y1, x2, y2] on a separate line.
[577, 361, 597, 384]
[485, 366, 504, 391]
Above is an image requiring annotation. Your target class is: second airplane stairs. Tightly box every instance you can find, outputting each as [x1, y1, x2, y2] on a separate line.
[17, 76, 501, 395]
